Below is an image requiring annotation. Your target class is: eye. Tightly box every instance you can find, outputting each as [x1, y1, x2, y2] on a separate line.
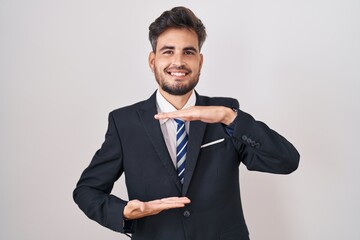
[184, 50, 195, 55]
[163, 50, 174, 55]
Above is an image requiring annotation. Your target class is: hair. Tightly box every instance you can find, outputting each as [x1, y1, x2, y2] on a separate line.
[149, 6, 207, 52]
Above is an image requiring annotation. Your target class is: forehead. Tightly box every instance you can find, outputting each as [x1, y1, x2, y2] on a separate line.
[156, 28, 199, 50]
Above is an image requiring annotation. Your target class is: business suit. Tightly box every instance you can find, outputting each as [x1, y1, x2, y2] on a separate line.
[73, 91, 300, 240]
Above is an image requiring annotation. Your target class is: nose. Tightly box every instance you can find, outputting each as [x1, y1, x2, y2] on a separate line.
[171, 52, 184, 66]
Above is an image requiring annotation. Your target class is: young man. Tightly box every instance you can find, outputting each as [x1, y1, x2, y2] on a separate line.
[73, 6, 300, 240]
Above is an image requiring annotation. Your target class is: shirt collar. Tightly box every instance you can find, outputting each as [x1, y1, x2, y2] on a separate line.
[156, 89, 196, 125]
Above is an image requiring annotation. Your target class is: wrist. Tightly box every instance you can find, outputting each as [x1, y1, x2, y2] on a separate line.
[222, 107, 237, 125]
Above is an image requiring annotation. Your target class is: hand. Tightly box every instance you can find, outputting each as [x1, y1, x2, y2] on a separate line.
[123, 197, 191, 220]
[154, 106, 237, 125]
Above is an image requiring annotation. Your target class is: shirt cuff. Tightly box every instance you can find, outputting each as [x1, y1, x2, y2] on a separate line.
[224, 108, 237, 136]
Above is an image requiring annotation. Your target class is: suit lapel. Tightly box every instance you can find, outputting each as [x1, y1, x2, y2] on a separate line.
[182, 94, 207, 196]
[138, 92, 182, 192]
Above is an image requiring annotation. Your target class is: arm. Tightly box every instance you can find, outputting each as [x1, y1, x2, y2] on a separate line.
[231, 107, 300, 174]
[73, 112, 190, 233]
[155, 102, 299, 174]
[73, 112, 129, 232]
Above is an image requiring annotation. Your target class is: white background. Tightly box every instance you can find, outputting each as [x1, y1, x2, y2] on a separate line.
[1, 0, 359, 239]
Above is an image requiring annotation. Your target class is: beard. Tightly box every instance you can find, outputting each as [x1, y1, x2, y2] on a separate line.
[154, 65, 200, 96]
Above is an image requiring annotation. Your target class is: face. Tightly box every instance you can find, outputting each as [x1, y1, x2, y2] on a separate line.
[149, 28, 203, 96]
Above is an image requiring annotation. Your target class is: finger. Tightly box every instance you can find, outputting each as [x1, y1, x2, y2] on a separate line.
[151, 197, 190, 205]
[154, 112, 182, 120]
[154, 201, 189, 211]
[149, 197, 191, 209]
[155, 111, 198, 121]
[160, 197, 191, 203]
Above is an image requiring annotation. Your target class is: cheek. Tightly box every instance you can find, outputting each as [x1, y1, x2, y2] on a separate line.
[154, 60, 168, 71]
[155, 56, 169, 65]
[191, 63, 201, 73]
[189, 59, 202, 70]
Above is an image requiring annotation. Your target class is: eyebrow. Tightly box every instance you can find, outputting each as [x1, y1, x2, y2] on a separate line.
[183, 47, 198, 53]
[159, 45, 175, 52]
[158, 45, 198, 53]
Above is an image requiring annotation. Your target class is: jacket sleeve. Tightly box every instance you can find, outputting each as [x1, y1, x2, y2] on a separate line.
[73, 112, 133, 233]
[230, 100, 300, 174]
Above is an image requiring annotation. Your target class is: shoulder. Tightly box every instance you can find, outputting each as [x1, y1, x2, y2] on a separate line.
[110, 100, 146, 116]
[110, 91, 157, 118]
[196, 93, 239, 109]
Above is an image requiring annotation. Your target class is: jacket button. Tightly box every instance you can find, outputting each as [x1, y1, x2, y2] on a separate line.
[183, 210, 191, 217]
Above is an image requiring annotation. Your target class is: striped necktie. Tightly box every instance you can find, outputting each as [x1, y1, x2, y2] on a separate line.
[175, 119, 188, 184]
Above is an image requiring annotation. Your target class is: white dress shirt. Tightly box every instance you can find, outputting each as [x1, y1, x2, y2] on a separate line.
[156, 89, 196, 167]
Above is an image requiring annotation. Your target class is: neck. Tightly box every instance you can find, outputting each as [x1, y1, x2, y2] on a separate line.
[158, 88, 193, 110]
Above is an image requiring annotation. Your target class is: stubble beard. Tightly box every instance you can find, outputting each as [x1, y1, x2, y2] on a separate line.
[154, 66, 200, 96]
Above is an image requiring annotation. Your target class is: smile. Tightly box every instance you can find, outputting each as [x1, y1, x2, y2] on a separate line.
[166, 68, 190, 77]
[170, 72, 187, 76]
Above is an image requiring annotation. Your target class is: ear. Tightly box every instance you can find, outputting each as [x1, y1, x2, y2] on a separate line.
[199, 53, 204, 69]
[148, 51, 155, 72]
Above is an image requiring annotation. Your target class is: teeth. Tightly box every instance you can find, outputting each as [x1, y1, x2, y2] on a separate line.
[170, 72, 186, 76]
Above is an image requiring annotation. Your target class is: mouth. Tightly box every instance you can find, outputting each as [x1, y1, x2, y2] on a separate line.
[166, 68, 191, 78]
[168, 72, 187, 77]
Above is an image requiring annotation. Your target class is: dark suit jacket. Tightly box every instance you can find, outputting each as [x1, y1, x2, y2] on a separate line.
[73, 91, 299, 240]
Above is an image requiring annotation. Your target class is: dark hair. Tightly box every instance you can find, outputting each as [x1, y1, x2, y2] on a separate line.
[149, 6, 207, 52]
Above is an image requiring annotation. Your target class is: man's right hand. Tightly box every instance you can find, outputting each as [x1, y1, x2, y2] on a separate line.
[123, 197, 191, 220]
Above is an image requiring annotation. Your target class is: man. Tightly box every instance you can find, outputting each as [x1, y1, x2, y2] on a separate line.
[73, 6, 300, 240]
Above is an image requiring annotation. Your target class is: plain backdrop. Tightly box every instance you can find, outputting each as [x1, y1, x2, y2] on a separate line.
[1, 0, 359, 239]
